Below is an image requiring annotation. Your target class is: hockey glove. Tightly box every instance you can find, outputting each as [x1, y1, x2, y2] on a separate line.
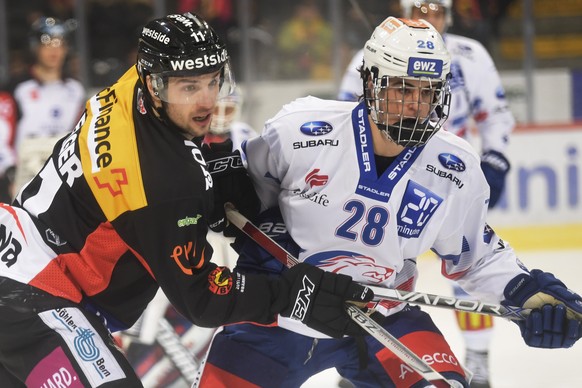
[273, 262, 374, 338]
[202, 139, 260, 236]
[502, 269, 582, 348]
[480, 150, 510, 208]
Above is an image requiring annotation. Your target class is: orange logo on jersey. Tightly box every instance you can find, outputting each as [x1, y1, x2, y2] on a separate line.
[170, 241, 205, 275]
[94, 168, 128, 196]
[208, 267, 233, 295]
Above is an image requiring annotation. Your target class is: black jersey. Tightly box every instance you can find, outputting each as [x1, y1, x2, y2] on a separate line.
[4, 67, 274, 330]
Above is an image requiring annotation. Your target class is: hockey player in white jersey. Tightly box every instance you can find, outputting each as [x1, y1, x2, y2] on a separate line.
[9, 16, 86, 194]
[205, 89, 257, 150]
[339, 0, 513, 209]
[339, 2, 515, 385]
[197, 17, 582, 388]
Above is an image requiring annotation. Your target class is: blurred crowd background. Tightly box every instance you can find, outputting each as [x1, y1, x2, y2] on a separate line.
[2, 0, 581, 90]
[1, 0, 581, 143]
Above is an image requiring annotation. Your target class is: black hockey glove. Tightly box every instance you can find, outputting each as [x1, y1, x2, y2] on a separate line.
[480, 150, 510, 208]
[272, 262, 374, 338]
[202, 139, 260, 236]
[502, 269, 582, 348]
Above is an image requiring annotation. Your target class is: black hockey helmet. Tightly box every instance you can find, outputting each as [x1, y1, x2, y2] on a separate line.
[137, 12, 235, 104]
[29, 16, 71, 48]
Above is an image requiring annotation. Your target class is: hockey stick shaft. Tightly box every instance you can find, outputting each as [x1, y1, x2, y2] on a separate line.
[225, 204, 455, 386]
[224, 205, 528, 320]
[155, 318, 200, 384]
[367, 286, 530, 321]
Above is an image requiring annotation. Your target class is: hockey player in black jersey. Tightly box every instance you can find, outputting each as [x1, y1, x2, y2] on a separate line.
[0, 12, 372, 386]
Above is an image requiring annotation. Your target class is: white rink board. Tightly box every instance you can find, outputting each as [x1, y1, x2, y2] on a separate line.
[302, 249, 582, 388]
[486, 125, 582, 228]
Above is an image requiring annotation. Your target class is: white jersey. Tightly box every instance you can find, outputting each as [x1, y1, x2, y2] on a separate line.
[338, 33, 515, 154]
[11, 77, 85, 191]
[243, 96, 526, 337]
[0, 92, 17, 175]
[12, 77, 85, 152]
[229, 121, 257, 150]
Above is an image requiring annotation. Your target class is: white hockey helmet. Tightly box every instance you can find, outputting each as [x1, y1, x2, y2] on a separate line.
[400, 0, 453, 32]
[210, 88, 243, 135]
[363, 17, 451, 147]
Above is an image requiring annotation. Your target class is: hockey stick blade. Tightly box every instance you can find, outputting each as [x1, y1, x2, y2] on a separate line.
[224, 204, 457, 387]
[367, 286, 531, 321]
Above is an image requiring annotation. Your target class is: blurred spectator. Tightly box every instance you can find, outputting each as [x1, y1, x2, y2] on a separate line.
[451, 0, 491, 48]
[24, 0, 76, 23]
[224, 0, 278, 81]
[87, 0, 153, 86]
[276, 0, 333, 79]
[7, 16, 86, 195]
[175, 0, 234, 42]
[450, 0, 517, 50]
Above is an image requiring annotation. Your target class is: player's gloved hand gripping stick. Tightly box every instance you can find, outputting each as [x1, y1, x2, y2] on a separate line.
[225, 204, 460, 387]
[502, 269, 582, 348]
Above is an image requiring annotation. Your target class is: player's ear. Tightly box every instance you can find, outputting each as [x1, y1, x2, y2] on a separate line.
[145, 75, 162, 106]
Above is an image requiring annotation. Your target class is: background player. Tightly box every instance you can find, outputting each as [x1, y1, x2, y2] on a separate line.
[338, 2, 515, 385]
[7, 16, 86, 195]
[198, 16, 582, 387]
[0, 92, 17, 202]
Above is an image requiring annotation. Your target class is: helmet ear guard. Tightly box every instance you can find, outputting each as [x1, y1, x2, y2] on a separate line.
[150, 75, 161, 96]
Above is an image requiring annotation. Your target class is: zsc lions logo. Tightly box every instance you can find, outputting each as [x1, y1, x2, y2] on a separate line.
[300, 121, 333, 136]
[306, 251, 395, 284]
[438, 153, 466, 172]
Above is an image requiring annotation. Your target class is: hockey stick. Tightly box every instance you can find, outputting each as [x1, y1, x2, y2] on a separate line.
[154, 318, 200, 384]
[224, 204, 457, 387]
[122, 291, 201, 384]
[366, 286, 531, 321]
[222, 205, 529, 320]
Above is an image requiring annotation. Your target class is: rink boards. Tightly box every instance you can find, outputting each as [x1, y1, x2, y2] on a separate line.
[485, 123, 582, 250]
